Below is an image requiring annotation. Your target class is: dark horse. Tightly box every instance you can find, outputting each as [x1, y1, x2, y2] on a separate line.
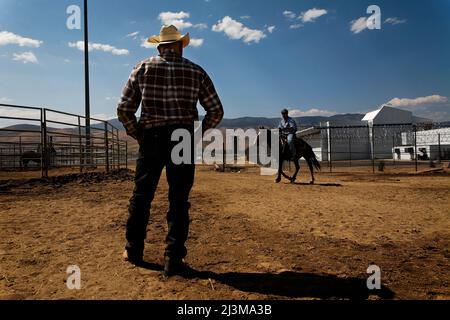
[21, 151, 41, 168]
[257, 129, 321, 184]
[21, 147, 56, 168]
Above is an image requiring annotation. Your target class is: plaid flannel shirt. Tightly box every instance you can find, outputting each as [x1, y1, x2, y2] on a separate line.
[117, 50, 224, 139]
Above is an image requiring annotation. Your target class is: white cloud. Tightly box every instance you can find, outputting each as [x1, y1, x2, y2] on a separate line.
[350, 17, 368, 34]
[290, 24, 303, 30]
[158, 11, 192, 30]
[387, 95, 448, 107]
[190, 38, 204, 47]
[241, 15, 251, 20]
[158, 11, 207, 30]
[288, 108, 337, 117]
[385, 95, 450, 121]
[159, 11, 190, 22]
[283, 11, 296, 20]
[212, 16, 266, 44]
[126, 31, 139, 40]
[385, 17, 407, 25]
[299, 8, 328, 23]
[0, 31, 43, 47]
[267, 26, 276, 33]
[13, 52, 38, 64]
[68, 41, 129, 56]
[0, 97, 13, 103]
[193, 23, 208, 29]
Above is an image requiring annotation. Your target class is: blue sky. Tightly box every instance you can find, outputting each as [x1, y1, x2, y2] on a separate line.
[0, 0, 449, 121]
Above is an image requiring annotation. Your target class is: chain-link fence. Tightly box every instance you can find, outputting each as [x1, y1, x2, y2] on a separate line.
[299, 123, 450, 173]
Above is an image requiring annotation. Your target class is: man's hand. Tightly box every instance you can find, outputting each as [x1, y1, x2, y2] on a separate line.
[130, 131, 144, 146]
[136, 135, 144, 146]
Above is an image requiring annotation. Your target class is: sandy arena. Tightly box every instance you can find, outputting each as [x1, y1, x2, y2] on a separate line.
[0, 165, 449, 300]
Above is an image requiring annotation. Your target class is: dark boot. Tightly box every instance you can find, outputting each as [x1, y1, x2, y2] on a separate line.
[164, 258, 192, 277]
[122, 250, 143, 266]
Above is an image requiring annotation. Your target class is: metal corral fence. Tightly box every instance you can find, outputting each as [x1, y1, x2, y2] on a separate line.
[0, 104, 128, 177]
[298, 122, 450, 173]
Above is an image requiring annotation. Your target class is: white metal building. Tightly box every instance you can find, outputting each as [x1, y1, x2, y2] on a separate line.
[299, 105, 434, 161]
[394, 127, 450, 161]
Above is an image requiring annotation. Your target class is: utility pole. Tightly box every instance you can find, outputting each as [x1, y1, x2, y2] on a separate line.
[84, 0, 91, 164]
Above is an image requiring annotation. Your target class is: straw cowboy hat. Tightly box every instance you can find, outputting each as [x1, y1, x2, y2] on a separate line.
[147, 25, 190, 48]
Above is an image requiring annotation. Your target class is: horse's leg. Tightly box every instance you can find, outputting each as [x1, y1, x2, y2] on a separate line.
[276, 160, 291, 183]
[281, 169, 292, 181]
[291, 159, 300, 183]
[275, 159, 282, 183]
[281, 170, 291, 181]
[307, 158, 315, 184]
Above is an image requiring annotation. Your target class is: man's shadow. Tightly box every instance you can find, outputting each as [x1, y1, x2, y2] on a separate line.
[138, 262, 395, 300]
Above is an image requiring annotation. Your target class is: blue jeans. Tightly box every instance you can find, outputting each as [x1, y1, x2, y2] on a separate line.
[126, 125, 195, 261]
[287, 134, 296, 156]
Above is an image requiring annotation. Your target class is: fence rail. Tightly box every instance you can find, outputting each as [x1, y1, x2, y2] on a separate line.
[0, 104, 128, 177]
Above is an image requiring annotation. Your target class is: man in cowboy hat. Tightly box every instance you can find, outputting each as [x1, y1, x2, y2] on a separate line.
[278, 109, 298, 159]
[117, 25, 224, 277]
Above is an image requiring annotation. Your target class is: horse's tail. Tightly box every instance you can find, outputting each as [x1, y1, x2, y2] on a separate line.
[309, 151, 321, 171]
[297, 138, 321, 171]
[303, 142, 321, 171]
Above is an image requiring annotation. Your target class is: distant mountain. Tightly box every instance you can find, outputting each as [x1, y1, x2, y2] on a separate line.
[0, 124, 41, 136]
[0, 124, 79, 137]
[100, 113, 367, 131]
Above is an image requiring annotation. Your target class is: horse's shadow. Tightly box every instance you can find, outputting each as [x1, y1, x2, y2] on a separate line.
[291, 182, 343, 187]
[137, 262, 394, 300]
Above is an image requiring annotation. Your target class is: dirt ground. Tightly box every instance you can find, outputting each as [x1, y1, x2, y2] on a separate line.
[0, 165, 449, 300]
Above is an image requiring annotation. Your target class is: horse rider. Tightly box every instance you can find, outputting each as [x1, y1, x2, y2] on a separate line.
[117, 25, 224, 277]
[278, 109, 298, 159]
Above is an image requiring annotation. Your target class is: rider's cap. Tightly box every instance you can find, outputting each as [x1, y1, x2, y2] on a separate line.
[281, 109, 289, 114]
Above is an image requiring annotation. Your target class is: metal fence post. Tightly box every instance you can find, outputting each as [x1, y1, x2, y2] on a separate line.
[438, 133, 441, 163]
[40, 108, 44, 177]
[393, 134, 396, 167]
[349, 136, 352, 168]
[111, 129, 115, 171]
[328, 126, 332, 173]
[116, 128, 120, 170]
[223, 140, 226, 172]
[371, 125, 375, 174]
[104, 122, 110, 173]
[19, 136, 23, 169]
[414, 125, 418, 172]
[13, 144, 16, 169]
[41, 109, 49, 178]
[78, 116, 83, 173]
